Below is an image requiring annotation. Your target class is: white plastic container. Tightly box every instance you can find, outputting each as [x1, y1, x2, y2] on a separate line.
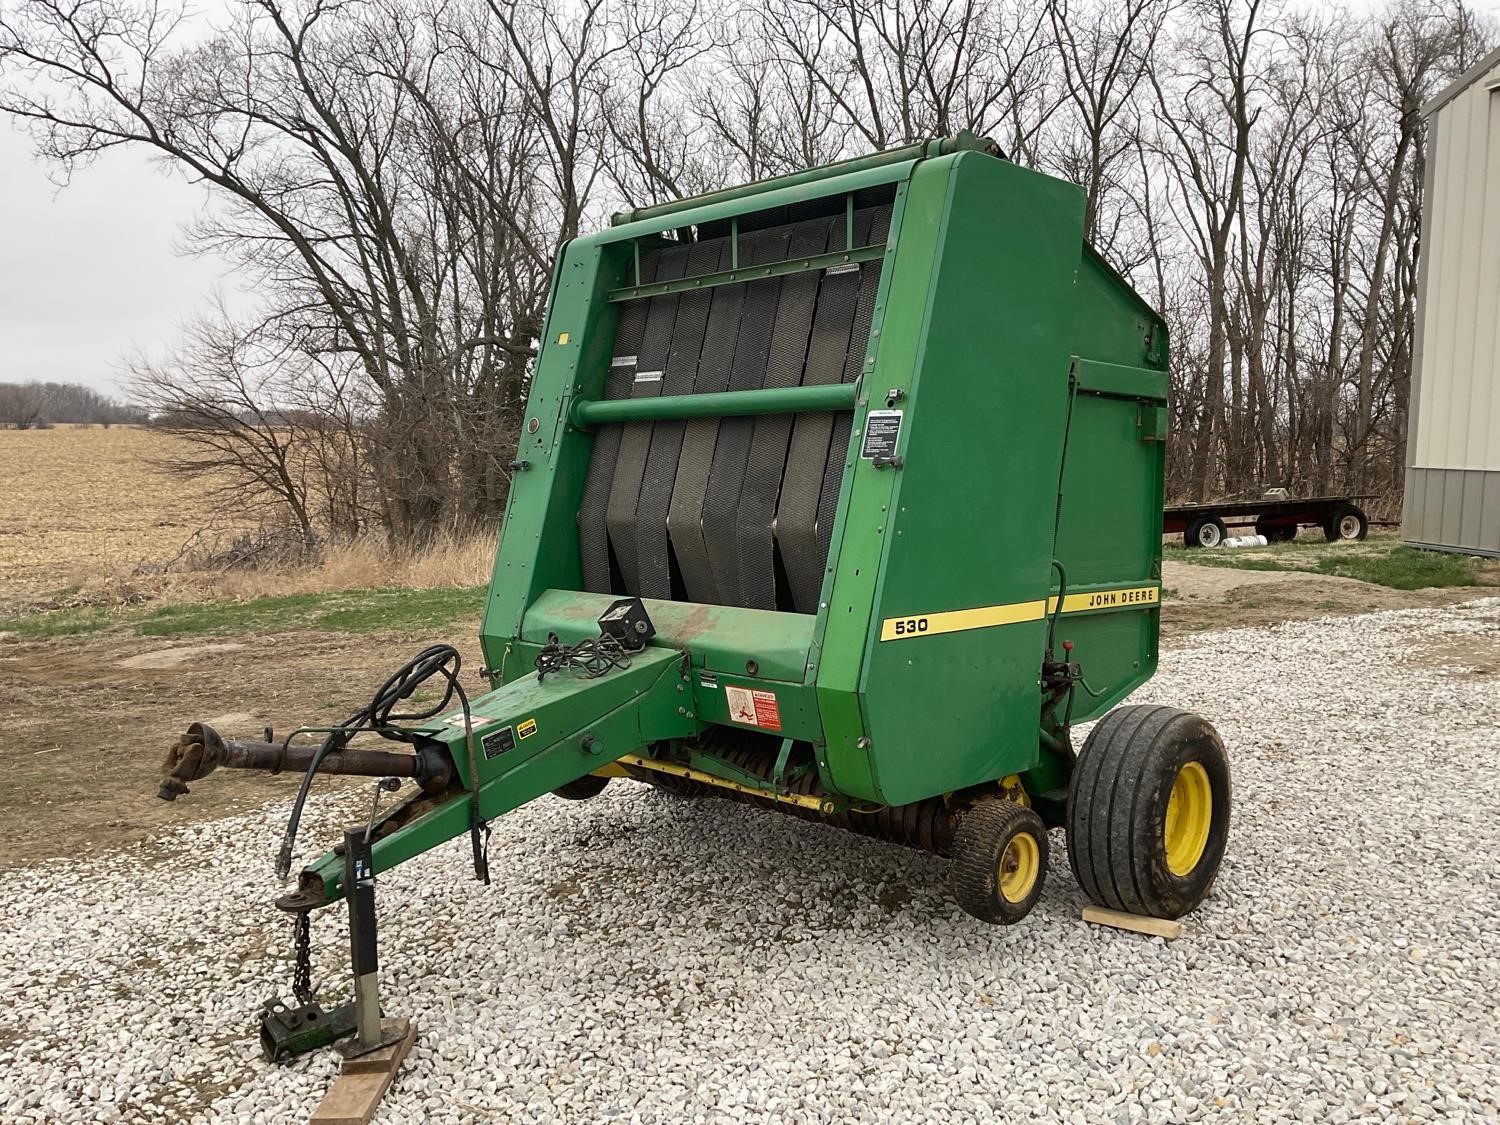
[1220, 534, 1269, 549]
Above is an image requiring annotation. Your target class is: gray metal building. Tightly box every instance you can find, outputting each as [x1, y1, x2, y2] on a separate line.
[1404, 45, 1500, 558]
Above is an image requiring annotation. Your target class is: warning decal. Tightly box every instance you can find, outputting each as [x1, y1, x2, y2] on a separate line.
[724, 685, 782, 731]
[517, 717, 538, 740]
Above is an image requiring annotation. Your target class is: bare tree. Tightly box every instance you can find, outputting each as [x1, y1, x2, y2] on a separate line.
[130, 310, 371, 548]
[0, 382, 47, 429]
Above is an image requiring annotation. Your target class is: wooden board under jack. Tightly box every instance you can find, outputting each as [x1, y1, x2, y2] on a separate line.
[309, 1021, 418, 1125]
[1082, 906, 1184, 940]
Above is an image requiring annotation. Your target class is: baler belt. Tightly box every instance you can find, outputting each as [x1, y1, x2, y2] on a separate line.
[630, 238, 727, 598]
[605, 244, 691, 593]
[698, 224, 793, 607]
[585, 200, 893, 613]
[667, 231, 764, 604]
[729, 217, 832, 609]
[776, 208, 876, 613]
[579, 253, 659, 592]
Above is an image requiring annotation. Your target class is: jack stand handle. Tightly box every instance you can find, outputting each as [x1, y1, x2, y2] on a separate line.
[343, 826, 382, 1050]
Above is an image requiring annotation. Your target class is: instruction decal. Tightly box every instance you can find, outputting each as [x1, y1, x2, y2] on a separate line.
[517, 717, 538, 740]
[699, 671, 719, 689]
[725, 685, 782, 731]
[481, 726, 516, 759]
[444, 712, 495, 729]
[860, 409, 903, 460]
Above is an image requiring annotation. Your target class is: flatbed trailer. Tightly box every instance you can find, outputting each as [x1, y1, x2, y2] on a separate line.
[1165, 495, 1373, 548]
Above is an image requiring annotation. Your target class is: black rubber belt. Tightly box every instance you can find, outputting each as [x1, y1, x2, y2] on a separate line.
[631, 237, 727, 598]
[605, 244, 691, 594]
[667, 230, 760, 604]
[729, 217, 833, 610]
[699, 224, 793, 608]
[578, 253, 659, 592]
[775, 207, 877, 613]
[815, 205, 894, 581]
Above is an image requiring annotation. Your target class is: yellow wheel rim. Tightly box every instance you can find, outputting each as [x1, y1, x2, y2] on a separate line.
[998, 831, 1040, 903]
[1164, 761, 1212, 877]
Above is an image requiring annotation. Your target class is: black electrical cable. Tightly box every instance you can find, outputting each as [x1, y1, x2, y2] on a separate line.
[1047, 558, 1068, 659]
[534, 633, 633, 683]
[275, 645, 489, 884]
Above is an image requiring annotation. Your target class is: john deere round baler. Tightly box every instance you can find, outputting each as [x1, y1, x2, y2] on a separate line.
[162, 134, 1230, 1046]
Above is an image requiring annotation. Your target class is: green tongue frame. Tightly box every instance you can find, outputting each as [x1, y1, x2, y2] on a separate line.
[294, 646, 695, 905]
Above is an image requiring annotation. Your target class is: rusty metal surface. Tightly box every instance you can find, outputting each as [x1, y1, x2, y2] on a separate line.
[158, 723, 446, 801]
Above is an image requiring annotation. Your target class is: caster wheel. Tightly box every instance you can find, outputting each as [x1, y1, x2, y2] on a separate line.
[950, 800, 1049, 924]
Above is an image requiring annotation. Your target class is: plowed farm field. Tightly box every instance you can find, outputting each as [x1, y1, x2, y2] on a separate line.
[0, 426, 232, 604]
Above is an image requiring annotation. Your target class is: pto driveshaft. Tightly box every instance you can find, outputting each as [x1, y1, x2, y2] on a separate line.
[157, 721, 453, 801]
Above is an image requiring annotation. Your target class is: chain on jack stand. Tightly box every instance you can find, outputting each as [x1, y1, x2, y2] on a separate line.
[259, 777, 404, 1063]
[335, 817, 410, 1059]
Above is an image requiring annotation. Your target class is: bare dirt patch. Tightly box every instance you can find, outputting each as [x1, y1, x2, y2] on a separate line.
[1403, 607, 1500, 680]
[0, 619, 483, 869]
[116, 642, 248, 669]
[1160, 559, 1492, 634]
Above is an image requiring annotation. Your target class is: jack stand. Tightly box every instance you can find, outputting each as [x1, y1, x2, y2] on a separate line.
[310, 827, 416, 1125]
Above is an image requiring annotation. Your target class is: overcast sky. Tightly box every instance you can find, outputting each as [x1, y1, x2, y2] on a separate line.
[1, 0, 1495, 398]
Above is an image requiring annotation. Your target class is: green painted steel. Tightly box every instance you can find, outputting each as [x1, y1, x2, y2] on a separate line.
[571, 383, 858, 426]
[609, 131, 998, 227]
[294, 135, 1171, 900]
[302, 647, 694, 902]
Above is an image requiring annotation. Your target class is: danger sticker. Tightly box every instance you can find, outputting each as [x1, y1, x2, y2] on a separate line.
[725, 685, 781, 731]
[517, 717, 538, 740]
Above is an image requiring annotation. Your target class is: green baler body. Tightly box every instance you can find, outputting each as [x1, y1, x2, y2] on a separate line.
[481, 145, 1166, 805]
[300, 139, 1167, 901]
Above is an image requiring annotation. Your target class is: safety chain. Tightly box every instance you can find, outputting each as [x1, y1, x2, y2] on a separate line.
[292, 910, 313, 1005]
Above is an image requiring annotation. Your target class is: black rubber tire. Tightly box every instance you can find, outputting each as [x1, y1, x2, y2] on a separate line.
[950, 800, 1049, 925]
[1184, 516, 1228, 549]
[1066, 705, 1230, 919]
[1256, 521, 1296, 542]
[1323, 504, 1369, 543]
[553, 774, 610, 801]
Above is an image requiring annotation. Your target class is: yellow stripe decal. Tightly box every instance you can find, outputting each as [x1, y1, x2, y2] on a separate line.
[880, 600, 1046, 641]
[880, 584, 1158, 642]
[1048, 585, 1160, 613]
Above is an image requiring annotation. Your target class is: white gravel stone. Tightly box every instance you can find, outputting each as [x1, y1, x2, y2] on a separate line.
[2, 600, 1498, 1122]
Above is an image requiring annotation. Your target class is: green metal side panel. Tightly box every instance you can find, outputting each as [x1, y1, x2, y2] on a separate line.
[480, 236, 629, 677]
[1048, 251, 1170, 724]
[853, 154, 1087, 805]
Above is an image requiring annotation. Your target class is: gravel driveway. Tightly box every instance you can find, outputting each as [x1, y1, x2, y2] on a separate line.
[2, 599, 1497, 1123]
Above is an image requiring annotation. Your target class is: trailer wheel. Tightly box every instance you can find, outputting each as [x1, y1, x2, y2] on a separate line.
[553, 774, 611, 800]
[1323, 504, 1369, 543]
[1184, 516, 1227, 549]
[1066, 705, 1230, 919]
[950, 800, 1049, 924]
[1256, 521, 1296, 542]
